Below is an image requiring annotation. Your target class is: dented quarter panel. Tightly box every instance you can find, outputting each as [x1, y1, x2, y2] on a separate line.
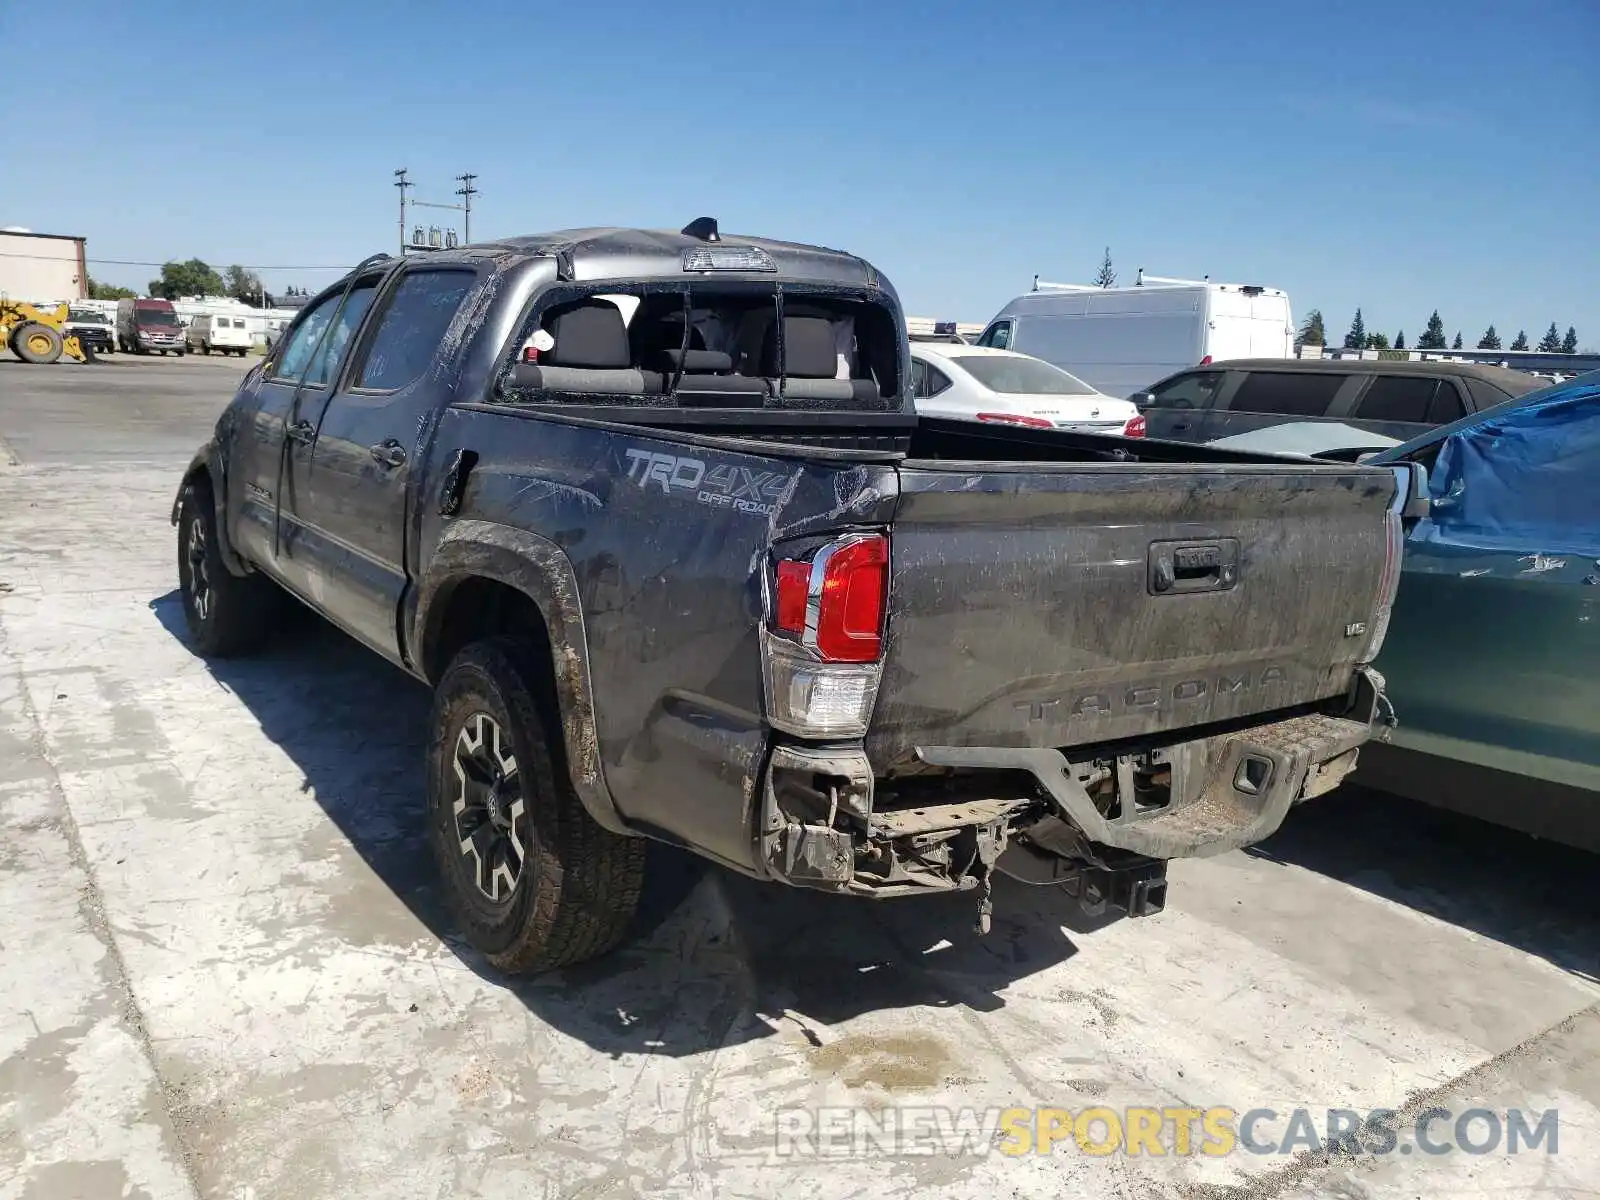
[412, 404, 901, 869]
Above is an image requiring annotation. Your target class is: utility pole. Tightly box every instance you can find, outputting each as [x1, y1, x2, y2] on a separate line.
[393, 168, 413, 254]
[455, 173, 478, 244]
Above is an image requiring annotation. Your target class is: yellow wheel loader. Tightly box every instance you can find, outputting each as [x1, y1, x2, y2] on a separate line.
[0, 300, 90, 364]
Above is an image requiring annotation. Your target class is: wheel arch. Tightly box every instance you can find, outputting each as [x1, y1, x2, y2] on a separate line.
[414, 521, 630, 835]
[172, 442, 249, 576]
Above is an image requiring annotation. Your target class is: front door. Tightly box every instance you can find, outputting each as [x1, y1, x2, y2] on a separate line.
[234, 277, 384, 597]
[288, 266, 480, 662]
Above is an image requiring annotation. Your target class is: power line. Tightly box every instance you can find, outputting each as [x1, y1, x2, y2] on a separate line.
[0, 250, 352, 270]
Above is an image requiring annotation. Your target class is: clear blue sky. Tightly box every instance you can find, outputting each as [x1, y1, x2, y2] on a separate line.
[5, 0, 1596, 346]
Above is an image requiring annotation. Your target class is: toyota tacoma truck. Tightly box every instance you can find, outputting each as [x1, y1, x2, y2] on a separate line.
[172, 221, 1417, 973]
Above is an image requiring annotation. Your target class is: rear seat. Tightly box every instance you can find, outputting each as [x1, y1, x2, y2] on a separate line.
[508, 301, 662, 395]
[654, 347, 770, 405]
[763, 315, 880, 404]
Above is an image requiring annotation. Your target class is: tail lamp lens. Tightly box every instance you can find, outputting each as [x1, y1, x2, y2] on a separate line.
[817, 537, 887, 662]
[774, 560, 810, 633]
[976, 412, 1054, 428]
[1123, 414, 1147, 438]
[766, 534, 890, 737]
[1358, 470, 1410, 663]
[772, 534, 888, 663]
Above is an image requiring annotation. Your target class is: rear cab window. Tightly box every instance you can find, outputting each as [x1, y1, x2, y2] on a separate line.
[1226, 371, 1345, 416]
[495, 282, 902, 413]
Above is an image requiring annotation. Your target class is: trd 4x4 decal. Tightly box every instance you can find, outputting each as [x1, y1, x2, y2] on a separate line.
[623, 447, 792, 517]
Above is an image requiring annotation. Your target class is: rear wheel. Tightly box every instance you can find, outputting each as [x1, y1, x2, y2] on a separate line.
[428, 638, 646, 974]
[11, 322, 63, 364]
[176, 480, 284, 656]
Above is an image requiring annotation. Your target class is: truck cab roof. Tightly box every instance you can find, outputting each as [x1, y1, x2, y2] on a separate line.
[369, 224, 882, 289]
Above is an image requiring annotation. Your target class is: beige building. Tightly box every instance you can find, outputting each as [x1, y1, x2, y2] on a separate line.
[0, 230, 88, 303]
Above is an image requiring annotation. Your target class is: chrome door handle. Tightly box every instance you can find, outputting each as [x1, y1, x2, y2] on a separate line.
[286, 420, 316, 445]
[370, 440, 406, 468]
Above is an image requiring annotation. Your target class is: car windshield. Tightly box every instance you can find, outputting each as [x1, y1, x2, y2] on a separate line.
[138, 310, 178, 326]
[951, 354, 1097, 395]
[69, 310, 107, 323]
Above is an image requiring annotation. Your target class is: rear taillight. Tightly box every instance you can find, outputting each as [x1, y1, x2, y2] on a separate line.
[975, 412, 1053, 428]
[1122, 414, 1147, 438]
[764, 533, 889, 737]
[1358, 468, 1410, 663]
[1199, 355, 1213, 365]
[773, 535, 887, 663]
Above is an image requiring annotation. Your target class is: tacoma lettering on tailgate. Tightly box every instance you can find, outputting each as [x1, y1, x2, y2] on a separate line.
[1016, 666, 1290, 722]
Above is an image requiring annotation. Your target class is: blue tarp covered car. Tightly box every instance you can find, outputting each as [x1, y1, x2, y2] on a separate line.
[1358, 371, 1600, 850]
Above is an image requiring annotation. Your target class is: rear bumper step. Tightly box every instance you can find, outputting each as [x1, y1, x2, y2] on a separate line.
[918, 710, 1374, 860]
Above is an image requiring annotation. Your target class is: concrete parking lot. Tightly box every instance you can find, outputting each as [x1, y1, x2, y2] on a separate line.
[2, 355, 1597, 1199]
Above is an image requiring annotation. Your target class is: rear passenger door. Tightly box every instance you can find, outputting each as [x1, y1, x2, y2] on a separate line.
[290, 266, 479, 663]
[1344, 374, 1467, 441]
[1207, 369, 1356, 440]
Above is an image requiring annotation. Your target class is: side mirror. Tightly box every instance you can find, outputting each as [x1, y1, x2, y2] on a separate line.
[1130, 391, 1156, 408]
[1393, 463, 1432, 520]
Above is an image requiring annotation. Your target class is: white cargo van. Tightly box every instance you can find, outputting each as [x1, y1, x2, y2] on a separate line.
[977, 272, 1295, 400]
[186, 313, 254, 356]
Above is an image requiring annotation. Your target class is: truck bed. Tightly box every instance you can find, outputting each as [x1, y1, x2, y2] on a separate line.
[477, 406, 1401, 770]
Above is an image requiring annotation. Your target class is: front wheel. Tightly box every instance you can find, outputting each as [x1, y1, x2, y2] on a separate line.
[11, 322, 63, 364]
[428, 638, 645, 974]
[176, 480, 284, 656]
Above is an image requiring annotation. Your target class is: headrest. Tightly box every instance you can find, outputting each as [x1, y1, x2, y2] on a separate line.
[658, 348, 733, 374]
[762, 315, 838, 379]
[544, 302, 629, 369]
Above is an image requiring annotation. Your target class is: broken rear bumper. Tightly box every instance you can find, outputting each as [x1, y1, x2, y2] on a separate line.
[758, 668, 1389, 894]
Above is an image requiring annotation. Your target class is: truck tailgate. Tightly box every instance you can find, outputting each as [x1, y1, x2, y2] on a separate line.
[868, 461, 1399, 768]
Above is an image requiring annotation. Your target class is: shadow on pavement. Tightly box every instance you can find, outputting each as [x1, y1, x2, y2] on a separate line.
[1247, 784, 1600, 984]
[150, 589, 1101, 1057]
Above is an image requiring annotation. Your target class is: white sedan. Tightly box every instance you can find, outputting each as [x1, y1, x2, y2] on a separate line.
[909, 342, 1143, 435]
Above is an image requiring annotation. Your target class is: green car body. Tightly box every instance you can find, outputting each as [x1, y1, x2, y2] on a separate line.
[1359, 371, 1600, 852]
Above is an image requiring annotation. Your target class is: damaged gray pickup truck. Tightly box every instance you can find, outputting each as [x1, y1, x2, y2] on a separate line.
[173, 220, 1418, 972]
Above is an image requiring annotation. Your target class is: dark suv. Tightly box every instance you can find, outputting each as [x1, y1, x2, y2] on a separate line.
[1135, 358, 1542, 443]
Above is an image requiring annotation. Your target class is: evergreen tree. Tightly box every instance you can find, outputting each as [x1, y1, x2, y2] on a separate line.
[1342, 308, 1366, 350]
[1365, 332, 1390, 350]
[1417, 310, 1448, 350]
[1510, 330, 1530, 351]
[1094, 248, 1116, 288]
[1298, 309, 1326, 346]
[1537, 323, 1563, 352]
[1477, 325, 1501, 350]
[1452, 332, 1463, 350]
[1561, 326, 1578, 354]
[1394, 330, 1405, 350]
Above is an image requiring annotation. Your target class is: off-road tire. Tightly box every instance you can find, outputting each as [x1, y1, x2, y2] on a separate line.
[176, 479, 283, 656]
[11, 322, 63, 364]
[428, 637, 645, 974]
